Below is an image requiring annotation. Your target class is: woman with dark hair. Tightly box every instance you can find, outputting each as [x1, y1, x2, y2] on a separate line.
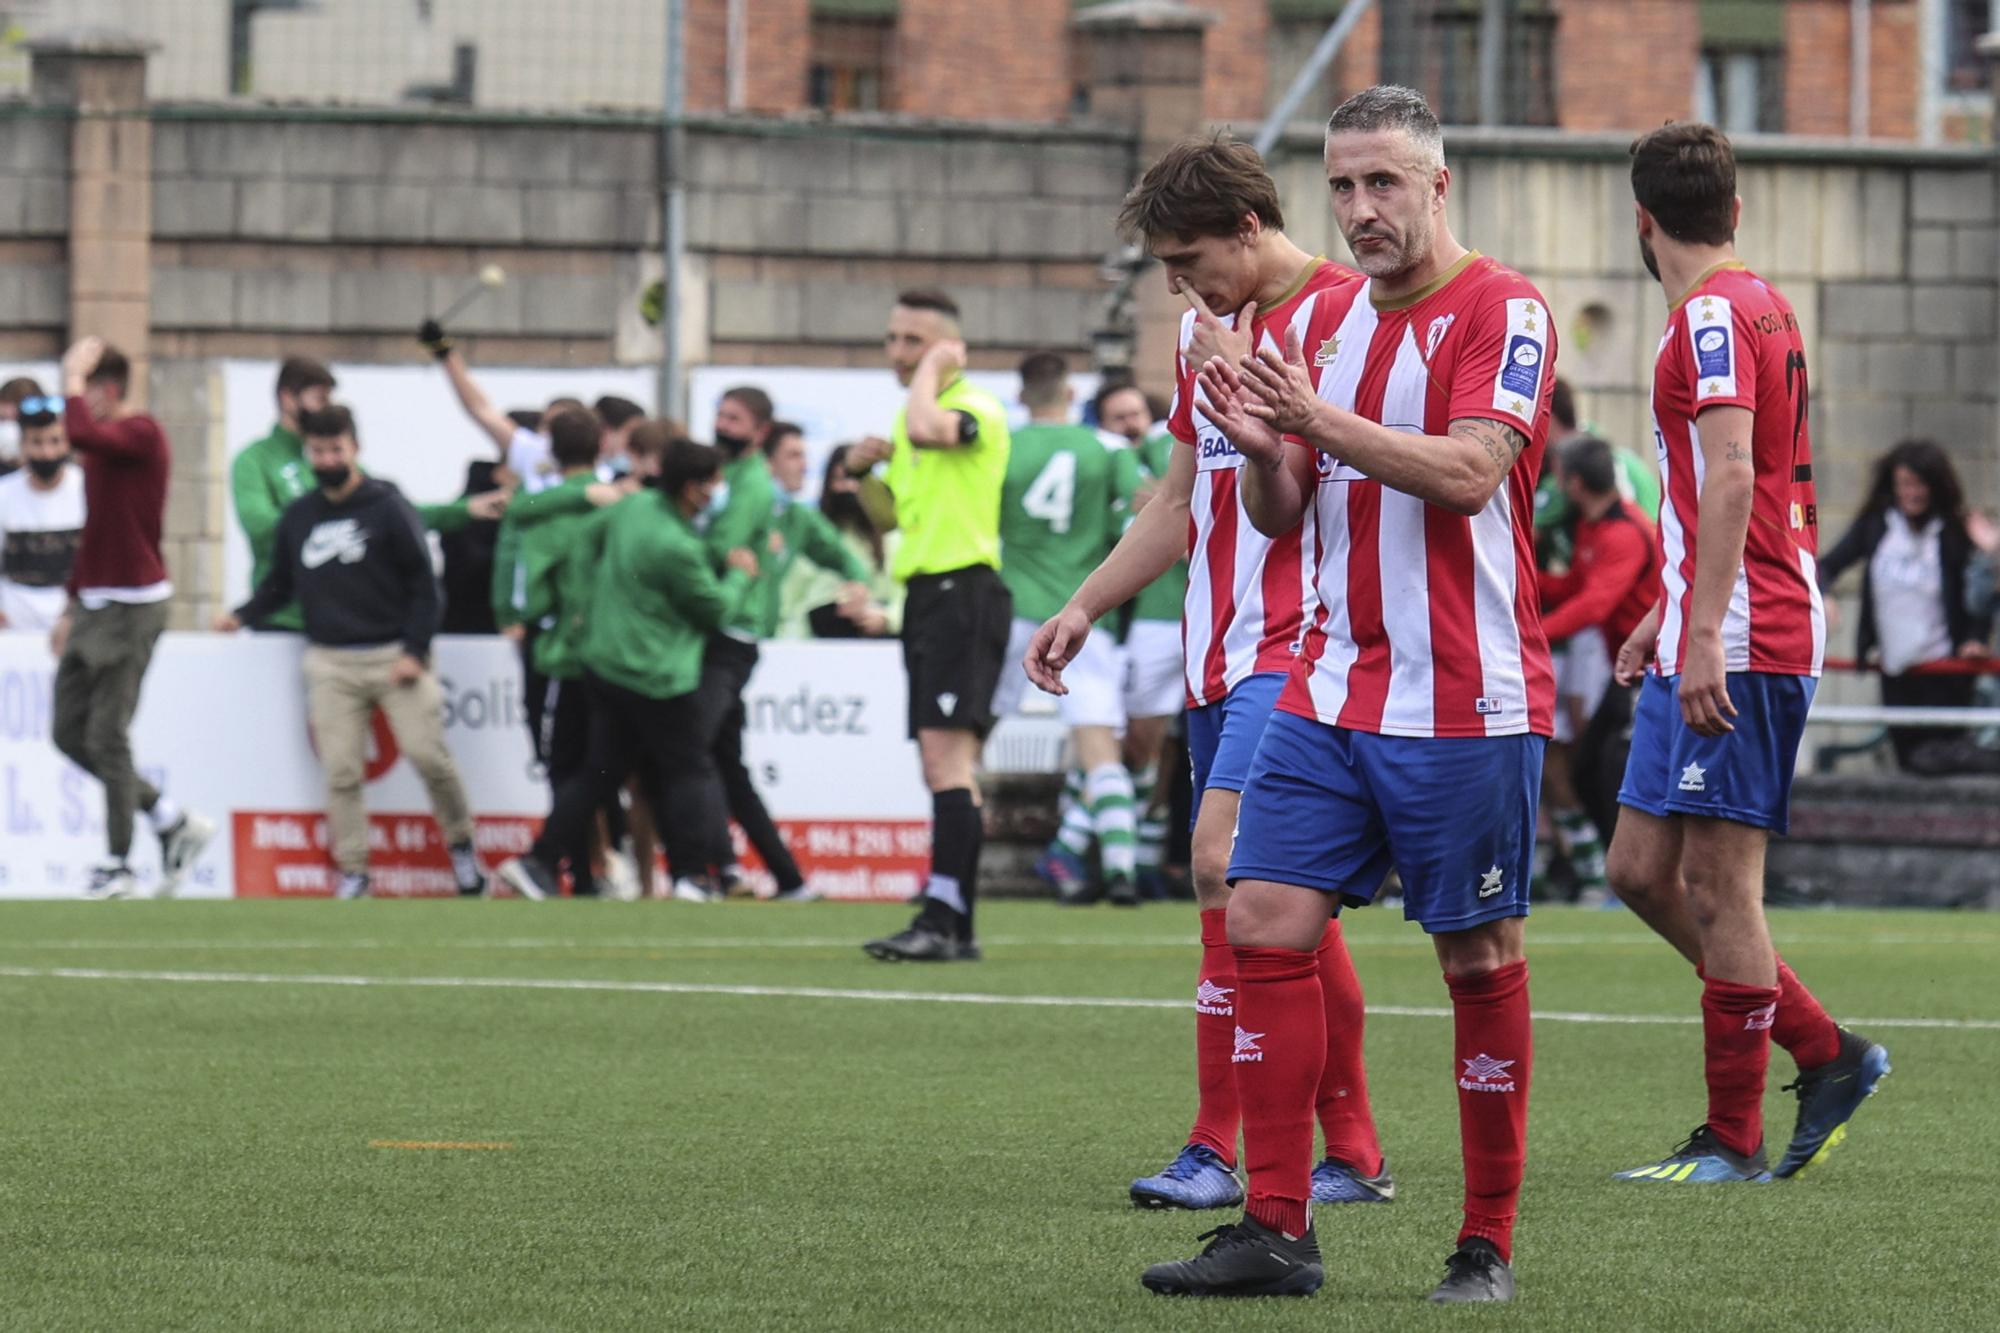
[1818, 439, 1993, 770]
[776, 443, 904, 639]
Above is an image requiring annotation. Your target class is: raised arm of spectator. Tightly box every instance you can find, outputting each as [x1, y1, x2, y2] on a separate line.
[437, 348, 517, 454]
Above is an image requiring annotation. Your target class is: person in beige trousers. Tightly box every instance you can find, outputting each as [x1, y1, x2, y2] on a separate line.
[216, 405, 488, 899]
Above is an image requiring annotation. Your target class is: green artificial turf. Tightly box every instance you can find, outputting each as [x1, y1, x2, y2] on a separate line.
[0, 901, 1992, 1331]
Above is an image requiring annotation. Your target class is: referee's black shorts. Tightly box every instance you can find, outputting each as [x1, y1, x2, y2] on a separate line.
[901, 564, 1012, 740]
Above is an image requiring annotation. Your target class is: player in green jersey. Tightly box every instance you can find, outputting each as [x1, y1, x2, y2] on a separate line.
[989, 354, 1137, 905]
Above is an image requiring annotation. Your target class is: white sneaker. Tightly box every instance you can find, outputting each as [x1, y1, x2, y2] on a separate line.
[496, 855, 554, 901]
[448, 841, 486, 896]
[772, 885, 823, 903]
[84, 861, 137, 900]
[670, 876, 717, 903]
[156, 811, 216, 898]
[601, 848, 642, 902]
[335, 871, 371, 900]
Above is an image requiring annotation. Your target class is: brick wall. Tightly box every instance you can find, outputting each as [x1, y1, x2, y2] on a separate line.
[1784, 0, 1921, 139]
[1556, 0, 1699, 132]
[1191, 1, 1269, 125]
[894, 0, 1074, 122]
[687, 0, 812, 115]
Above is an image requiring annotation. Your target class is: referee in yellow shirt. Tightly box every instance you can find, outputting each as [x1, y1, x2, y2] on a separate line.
[845, 290, 1012, 962]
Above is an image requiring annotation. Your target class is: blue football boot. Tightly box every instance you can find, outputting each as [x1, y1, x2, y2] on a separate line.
[1310, 1155, 1395, 1204]
[1035, 846, 1098, 905]
[1773, 1028, 1891, 1179]
[1131, 1143, 1245, 1210]
[1614, 1124, 1772, 1182]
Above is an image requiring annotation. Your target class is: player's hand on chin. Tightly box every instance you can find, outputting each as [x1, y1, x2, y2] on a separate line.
[1024, 607, 1090, 696]
[1676, 635, 1736, 736]
[1236, 327, 1321, 436]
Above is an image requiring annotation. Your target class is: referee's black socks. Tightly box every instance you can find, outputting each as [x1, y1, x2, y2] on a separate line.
[915, 788, 983, 941]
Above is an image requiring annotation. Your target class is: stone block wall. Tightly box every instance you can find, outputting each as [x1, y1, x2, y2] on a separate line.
[1, 98, 1995, 648]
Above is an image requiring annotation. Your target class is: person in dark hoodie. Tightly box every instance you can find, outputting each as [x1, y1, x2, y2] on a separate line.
[216, 405, 485, 900]
[1818, 438, 1994, 771]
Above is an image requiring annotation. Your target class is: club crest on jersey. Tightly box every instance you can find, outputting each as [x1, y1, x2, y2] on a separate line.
[1425, 313, 1456, 360]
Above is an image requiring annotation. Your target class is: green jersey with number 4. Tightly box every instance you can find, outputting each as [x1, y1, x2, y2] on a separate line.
[999, 423, 1121, 623]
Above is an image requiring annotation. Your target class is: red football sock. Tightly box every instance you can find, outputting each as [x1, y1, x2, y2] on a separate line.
[1314, 919, 1382, 1176]
[1702, 975, 1779, 1158]
[1770, 955, 1842, 1070]
[1447, 960, 1531, 1264]
[1187, 909, 1241, 1165]
[1233, 944, 1323, 1238]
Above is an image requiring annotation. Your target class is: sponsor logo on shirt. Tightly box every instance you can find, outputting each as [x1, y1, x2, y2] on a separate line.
[1490, 297, 1547, 417]
[1690, 295, 1737, 400]
[1474, 695, 1504, 715]
[300, 518, 369, 570]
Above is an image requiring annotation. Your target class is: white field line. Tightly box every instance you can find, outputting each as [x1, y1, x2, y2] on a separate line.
[0, 964, 1995, 1031]
[0, 930, 1993, 952]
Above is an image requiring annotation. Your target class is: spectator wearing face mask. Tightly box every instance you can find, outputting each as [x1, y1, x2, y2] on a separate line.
[0, 393, 84, 631]
[778, 443, 905, 639]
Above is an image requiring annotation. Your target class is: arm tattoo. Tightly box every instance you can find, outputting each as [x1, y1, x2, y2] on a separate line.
[1725, 439, 1750, 462]
[1451, 417, 1530, 473]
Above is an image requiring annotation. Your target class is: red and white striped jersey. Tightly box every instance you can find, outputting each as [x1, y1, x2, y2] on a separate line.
[1650, 262, 1825, 677]
[1167, 257, 1361, 708]
[1279, 253, 1557, 739]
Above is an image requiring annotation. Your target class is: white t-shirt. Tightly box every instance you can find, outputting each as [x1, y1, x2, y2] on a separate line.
[0, 465, 87, 630]
[508, 424, 622, 491]
[1871, 510, 1953, 675]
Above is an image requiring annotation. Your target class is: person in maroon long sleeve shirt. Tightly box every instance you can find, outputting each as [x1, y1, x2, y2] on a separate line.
[50, 337, 213, 899]
[1537, 436, 1660, 897]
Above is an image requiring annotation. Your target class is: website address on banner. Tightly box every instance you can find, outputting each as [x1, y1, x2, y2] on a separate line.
[233, 811, 541, 898]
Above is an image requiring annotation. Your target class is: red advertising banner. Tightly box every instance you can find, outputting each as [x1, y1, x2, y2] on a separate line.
[731, 819, 932, 900]
[232, 811, 540, 898]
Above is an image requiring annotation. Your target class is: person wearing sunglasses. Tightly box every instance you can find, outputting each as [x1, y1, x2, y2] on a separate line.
[0, 394, 83, 632]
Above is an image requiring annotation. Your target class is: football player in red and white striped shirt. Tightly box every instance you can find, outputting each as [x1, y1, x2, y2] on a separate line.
[1604, 123, 1888, 1187]
[1144, 86, 1549, 1306]
[1023, 138, 1387, 1218]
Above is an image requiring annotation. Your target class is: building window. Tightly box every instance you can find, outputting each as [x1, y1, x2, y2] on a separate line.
[808, 14, 894, 112]
[1695, 45, 1784, 134]
[1945, 0, 1993, 92]
[1378, 1, 1559, 128]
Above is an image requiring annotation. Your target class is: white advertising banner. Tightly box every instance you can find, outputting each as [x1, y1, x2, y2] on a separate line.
[0, 633, 927, 900]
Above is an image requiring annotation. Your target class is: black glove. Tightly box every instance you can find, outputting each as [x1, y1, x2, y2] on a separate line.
[418, 319, 452, 360]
